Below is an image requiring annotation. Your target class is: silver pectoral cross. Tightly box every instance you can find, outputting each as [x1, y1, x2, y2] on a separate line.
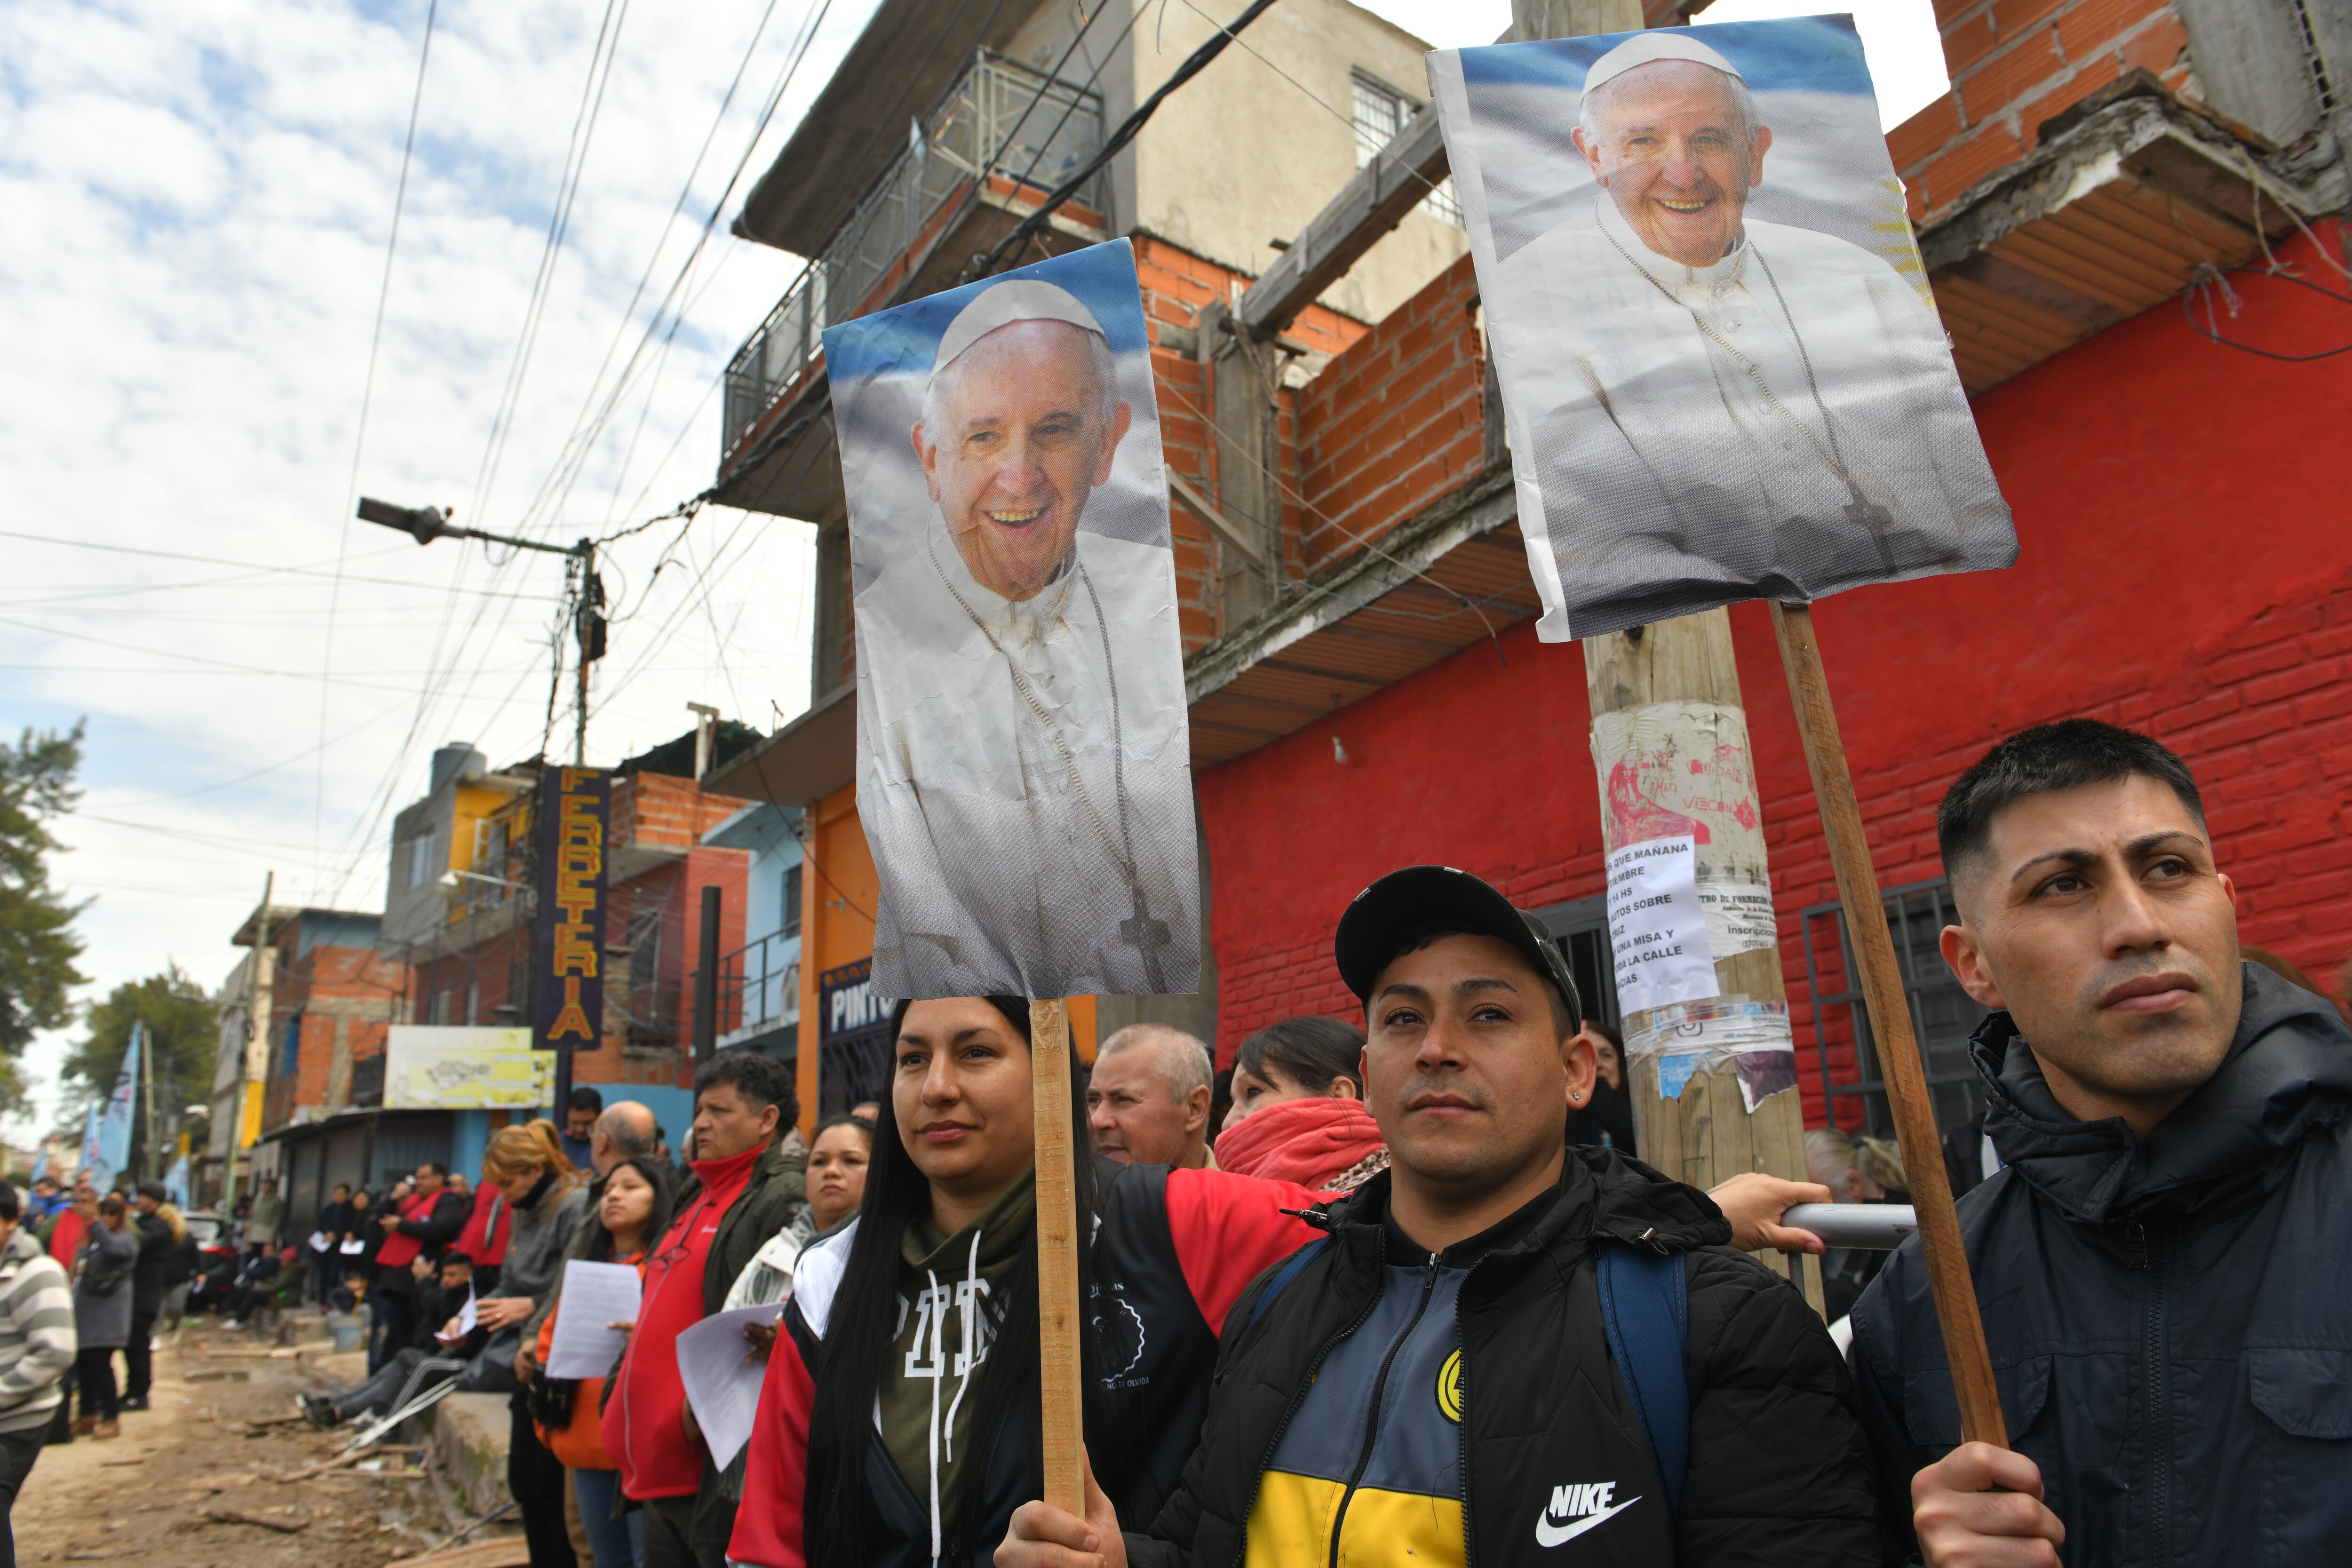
[1845, 495, 1898, 576]
[1120, 885, 1172, 994]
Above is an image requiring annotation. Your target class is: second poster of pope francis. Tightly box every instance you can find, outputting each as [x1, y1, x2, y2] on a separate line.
[1430, 17, 2018, 640]
[823, 240, 1201, 1002]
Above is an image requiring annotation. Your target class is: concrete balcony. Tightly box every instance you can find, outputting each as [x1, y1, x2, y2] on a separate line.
[714, 52, 1111, 519]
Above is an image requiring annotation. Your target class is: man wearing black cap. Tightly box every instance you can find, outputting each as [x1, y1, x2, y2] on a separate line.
[123, 1181, 173, 1411]
[1003, 866, 1876, 1568]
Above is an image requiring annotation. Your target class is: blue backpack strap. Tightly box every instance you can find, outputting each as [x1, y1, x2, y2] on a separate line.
[1248, 1238, 1330, 1327]
[1596, 1244, 1691, 1516]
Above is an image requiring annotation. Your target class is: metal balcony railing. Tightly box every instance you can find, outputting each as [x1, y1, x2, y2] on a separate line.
[722, 51, 1107, 456]
[713, 927, 801, 1045]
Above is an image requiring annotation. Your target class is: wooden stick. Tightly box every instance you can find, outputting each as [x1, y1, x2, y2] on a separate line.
[1770, 601, 2009, 1449]
[1029, 996, 1087, 1516]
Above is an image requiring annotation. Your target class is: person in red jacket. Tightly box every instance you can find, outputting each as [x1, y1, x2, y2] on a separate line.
[1215, 1015, 1389, 1193]
[727, 995, 1324, 1568]
[370, 1163, 466, 1374]
[448, 1175, 512, 1294]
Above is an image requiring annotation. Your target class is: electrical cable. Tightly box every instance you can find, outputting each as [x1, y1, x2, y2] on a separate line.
[971, 0, 1283, 276]
[319, 0, 442, 876]
[2183, 263, 2352, 361]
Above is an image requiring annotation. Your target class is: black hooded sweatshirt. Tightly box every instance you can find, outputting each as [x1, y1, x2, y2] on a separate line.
[1851, 962, 2352, 1567]
[1128, 1146, 1879, 1568]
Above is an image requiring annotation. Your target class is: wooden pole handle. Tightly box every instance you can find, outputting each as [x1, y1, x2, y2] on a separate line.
[1029, 996, 1088, 1515]
[1770, 602, 2009, 1449]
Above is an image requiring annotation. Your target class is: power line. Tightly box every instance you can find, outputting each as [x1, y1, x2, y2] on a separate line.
[320, 0, 442, 882]
[330, 0, 840, 881]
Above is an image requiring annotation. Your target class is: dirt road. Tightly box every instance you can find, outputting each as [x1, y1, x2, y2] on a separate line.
[13, 1327, 517, 1568]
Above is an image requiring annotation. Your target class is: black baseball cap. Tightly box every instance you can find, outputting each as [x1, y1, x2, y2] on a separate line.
[1334, 865, 1584, 1032]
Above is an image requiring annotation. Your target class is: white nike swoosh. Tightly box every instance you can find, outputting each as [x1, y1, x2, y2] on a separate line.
[1534, 1496, 1642, 1549]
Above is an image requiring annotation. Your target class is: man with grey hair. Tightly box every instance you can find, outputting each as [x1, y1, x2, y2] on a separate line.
[852, 274, 1201, 1002]
[1087, 1023, 1215, 1169]
[590, 1100, 657, 1172]
[1477, 29, 2011, 639]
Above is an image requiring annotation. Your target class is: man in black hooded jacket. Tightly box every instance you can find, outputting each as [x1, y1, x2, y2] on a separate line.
[1002, 866, 1878, 1568]
[1850, 719, 2352, 1566]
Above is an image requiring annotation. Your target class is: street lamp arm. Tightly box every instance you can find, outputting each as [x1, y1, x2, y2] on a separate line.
[356, 497, 582, 557]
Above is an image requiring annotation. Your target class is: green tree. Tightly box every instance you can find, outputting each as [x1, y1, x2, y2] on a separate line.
[0, 723, 88, 1111]
[66, 966, 222, 1104]
[65, 967, 220, 1179]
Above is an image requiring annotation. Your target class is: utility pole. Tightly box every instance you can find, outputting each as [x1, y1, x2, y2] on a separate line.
[229, 871, 278, 1213]
[1511, 0, 1822, 1309]
[573, 539, 603, 765]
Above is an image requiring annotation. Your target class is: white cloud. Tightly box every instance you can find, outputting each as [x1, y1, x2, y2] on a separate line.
[0, 0, 872, 1135]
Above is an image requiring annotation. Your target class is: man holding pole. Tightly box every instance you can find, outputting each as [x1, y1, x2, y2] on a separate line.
[1847, 720, 2352, 1565]
[1001, 867, 1878, 1568]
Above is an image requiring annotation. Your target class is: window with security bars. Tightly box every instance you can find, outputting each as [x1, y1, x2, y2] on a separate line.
[1801, 877, 1991, 1143]
[1351, 71, 1462, 226]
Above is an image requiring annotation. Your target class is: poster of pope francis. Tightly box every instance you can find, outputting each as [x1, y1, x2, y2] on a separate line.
[1430, 17, 2017, 639]
[823, 240, 1201, 1002]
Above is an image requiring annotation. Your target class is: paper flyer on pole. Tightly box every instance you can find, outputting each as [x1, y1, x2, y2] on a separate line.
[1428, 16, 2017, 640]
[825, 238, 1202, 1001]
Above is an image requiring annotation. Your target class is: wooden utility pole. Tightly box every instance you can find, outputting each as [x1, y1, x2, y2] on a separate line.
[230, 871, 278, 1211]
[1583, 617, 1818, 1307]
[1519, 0, 1818, 1308]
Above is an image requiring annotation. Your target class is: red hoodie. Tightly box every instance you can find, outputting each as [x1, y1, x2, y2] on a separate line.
[604, 1142, 763, 1499]
[1213, 1097, 1389, 1193]
[451, 1186, 510, 1268]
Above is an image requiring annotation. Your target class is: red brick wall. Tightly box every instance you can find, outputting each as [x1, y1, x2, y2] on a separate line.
[614, 772, 750, 852]
[1133, 234, 1373, 649]
[1291, 254, 1488, 577]
[1890, 0, 2193, 221]
[1198, 225, 2352, 1133]
[268, 932, 405, 1116]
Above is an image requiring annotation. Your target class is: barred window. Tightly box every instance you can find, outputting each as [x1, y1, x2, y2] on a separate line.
[1350, 70, 1462, 226]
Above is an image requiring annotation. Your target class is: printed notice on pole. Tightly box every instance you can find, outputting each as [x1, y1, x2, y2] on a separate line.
[1606, 836, 1720, 1014]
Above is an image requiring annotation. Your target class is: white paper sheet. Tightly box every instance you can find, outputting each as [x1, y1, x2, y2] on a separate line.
[339, 1238, 366, 1255]
[676, 1303, 783, 1470]
[308, 1230, 333, 1252]
[547, 1261, 642, 1378]
[1606, 835, 1719, 1014]
[438, 1287, 478, 1343]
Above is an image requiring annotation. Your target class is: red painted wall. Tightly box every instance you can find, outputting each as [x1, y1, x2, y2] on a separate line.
[1198, 223, 2352, 1130]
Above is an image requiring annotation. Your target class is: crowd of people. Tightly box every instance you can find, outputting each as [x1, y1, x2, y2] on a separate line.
[0, 716, 2338, 1568]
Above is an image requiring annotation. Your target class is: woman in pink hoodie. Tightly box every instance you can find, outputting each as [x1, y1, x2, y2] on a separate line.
[1213, 1016, 1390, 1194]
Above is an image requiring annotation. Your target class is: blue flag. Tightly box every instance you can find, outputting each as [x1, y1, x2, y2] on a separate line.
[90, 1022, 140, 1190]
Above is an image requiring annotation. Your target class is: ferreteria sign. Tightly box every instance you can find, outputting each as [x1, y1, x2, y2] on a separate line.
[533, 766, 611, 1052]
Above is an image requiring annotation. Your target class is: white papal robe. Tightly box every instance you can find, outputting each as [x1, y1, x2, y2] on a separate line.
[1491, 196, 2016, 640]
[854, 527, 1200, 1001]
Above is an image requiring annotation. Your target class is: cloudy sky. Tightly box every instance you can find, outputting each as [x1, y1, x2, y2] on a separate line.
[0, 0, 1944, 1138]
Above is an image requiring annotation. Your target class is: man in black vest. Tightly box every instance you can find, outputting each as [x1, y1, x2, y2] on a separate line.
[1001, 866, 1877, 1568]
[1851, 720, 2352, 1567]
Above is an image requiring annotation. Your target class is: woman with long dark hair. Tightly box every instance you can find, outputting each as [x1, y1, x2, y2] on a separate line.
[730, 996, 1327, 1568]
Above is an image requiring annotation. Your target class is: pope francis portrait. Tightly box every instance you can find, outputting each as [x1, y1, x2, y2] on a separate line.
[1491, 31, 2014, 638]
[851, 276, 1201, 1001]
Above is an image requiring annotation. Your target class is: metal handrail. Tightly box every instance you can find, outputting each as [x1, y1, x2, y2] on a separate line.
[721, 51, 1107, 456]
[713, 927, 801, 1042]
